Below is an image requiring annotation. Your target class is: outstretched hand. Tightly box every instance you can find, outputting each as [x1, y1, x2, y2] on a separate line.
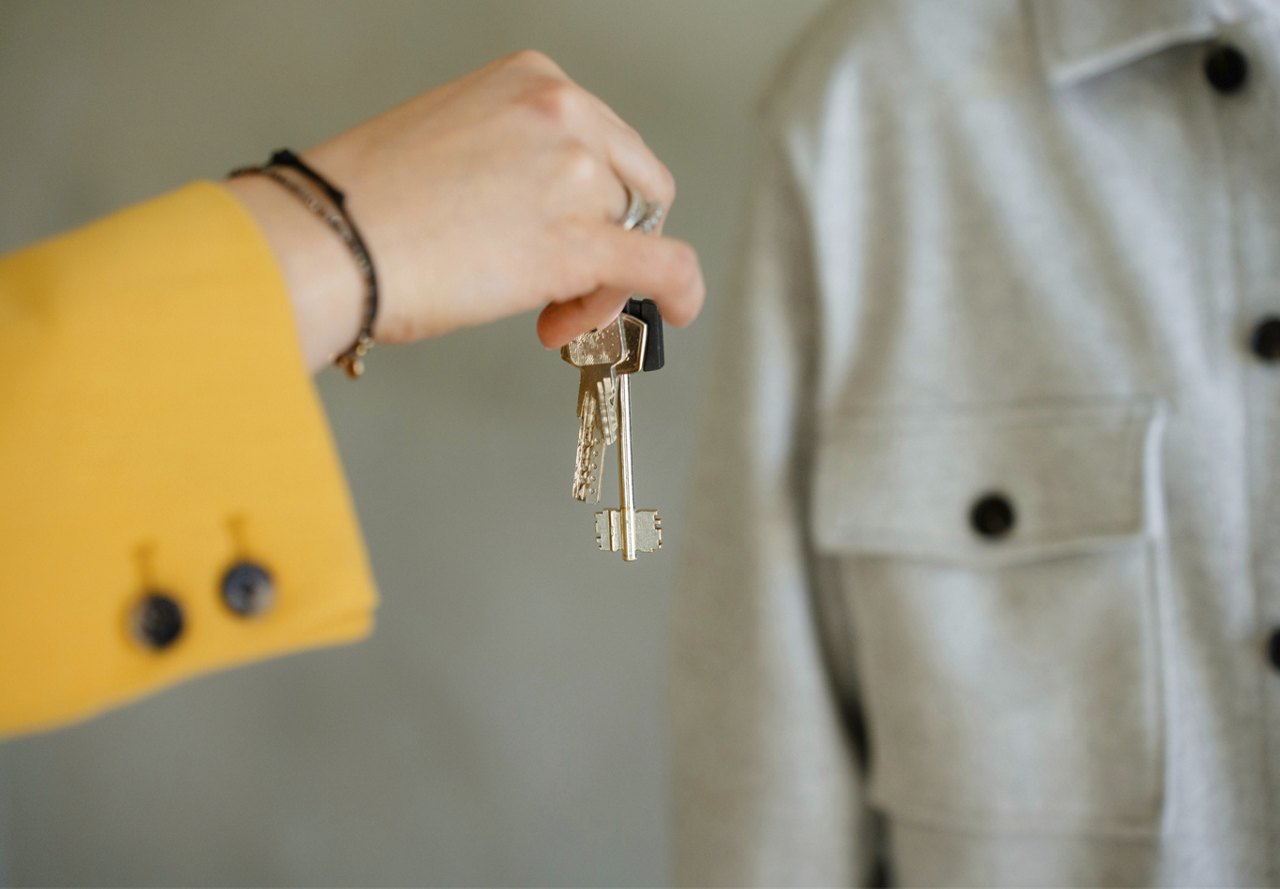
[225, 50, 705, 371]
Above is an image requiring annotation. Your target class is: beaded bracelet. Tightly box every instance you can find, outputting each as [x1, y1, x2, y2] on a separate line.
[230, 149, 378, 378]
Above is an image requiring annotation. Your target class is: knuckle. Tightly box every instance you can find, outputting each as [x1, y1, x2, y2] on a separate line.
[508, 48, 555, 73]
[659, 165, 677, 205]
[522, 80, 581, 127]
[558, 141, 601, 187]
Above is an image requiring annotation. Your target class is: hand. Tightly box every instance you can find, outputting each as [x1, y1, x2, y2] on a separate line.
[224, 50, 705, 371]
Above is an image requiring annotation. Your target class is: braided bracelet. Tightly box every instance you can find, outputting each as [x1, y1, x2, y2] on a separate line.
[230, 149, 378, 378]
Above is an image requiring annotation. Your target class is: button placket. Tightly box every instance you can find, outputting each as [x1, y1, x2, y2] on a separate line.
[1210, 23, 1280, 874]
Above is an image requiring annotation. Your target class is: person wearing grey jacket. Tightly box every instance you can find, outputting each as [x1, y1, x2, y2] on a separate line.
[675, 0, 1280, 884]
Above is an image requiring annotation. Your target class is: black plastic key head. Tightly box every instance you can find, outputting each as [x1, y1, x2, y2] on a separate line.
[623, 298, 664, 371]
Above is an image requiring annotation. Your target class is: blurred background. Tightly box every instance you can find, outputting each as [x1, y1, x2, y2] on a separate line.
[0, 1, 825, 885]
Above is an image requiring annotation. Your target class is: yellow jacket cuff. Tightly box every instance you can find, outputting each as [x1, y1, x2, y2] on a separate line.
[0, 182, 378, 737]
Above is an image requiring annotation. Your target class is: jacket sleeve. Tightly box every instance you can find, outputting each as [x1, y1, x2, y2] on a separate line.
[0, 182, 377, 738]
[671, 107, 872, 885]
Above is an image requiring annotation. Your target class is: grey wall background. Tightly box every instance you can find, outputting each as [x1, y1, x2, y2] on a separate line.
[0, 1, 824, 885]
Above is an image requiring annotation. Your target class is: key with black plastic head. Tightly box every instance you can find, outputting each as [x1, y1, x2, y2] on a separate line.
[623, 298, 664, 372]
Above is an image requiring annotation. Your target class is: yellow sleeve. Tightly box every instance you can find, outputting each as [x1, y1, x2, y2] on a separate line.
[0, 181, 378, 737]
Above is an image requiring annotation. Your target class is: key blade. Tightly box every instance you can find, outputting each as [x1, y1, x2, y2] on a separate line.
[572, 435, 606, 502]
[571, 389, 606, 502]
[595, 376, 618, 445]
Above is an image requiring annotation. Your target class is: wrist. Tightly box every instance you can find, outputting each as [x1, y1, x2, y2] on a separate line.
[221, 175, 363, 372]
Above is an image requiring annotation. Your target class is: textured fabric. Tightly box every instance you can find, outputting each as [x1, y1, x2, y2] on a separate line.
[0, 182, 377, 737]
[674, 0, 1280, 885]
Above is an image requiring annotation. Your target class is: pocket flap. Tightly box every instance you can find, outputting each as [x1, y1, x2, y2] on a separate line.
[811, 401, 1165, 566]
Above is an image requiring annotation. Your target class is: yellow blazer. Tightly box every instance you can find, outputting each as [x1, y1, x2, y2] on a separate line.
[0, 183, 377, 738]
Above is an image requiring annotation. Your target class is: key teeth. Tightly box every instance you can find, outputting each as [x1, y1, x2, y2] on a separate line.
[596, 378, 618, 445]
[571, 389, 607, 503]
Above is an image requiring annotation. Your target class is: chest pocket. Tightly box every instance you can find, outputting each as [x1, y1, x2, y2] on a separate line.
[811, 400, 1167, 834]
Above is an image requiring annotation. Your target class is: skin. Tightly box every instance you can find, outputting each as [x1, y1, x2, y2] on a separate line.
[222, 50, 706, 372]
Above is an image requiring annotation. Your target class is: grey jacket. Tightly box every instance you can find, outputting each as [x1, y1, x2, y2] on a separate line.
[674, 1, 1280, 885]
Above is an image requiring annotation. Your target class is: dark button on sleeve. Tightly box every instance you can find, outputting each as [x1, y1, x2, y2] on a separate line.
[1251, 316, 1280, 363]
[220, 561, 275, 617]
[1204, 43, 1248, 94]
[1268, 628, 1280, 674]
[970, 492, 1016, 540]
[131, 592, 185, 650]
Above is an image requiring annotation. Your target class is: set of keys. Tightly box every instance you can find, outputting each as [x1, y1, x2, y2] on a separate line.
[562, 297, 665, 561]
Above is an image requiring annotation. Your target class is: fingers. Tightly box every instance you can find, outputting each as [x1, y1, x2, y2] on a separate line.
[592, 229, 704, 327]
[538, 227, 705, 348]
[508, 57, 675, 223]
[592, 102, 676, 217]
[536, 287, 632, 349]
[536, 91, 693, 350]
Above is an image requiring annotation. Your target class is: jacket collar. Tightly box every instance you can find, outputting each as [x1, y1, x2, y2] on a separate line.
[1030, 0, 1219, 86]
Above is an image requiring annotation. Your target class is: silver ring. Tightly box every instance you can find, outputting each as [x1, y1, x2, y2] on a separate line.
[620, 185, 665, 234]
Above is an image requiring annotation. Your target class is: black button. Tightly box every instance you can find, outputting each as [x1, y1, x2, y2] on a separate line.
[1251, 316, 1280, 363]
[221, 560, 275, 617]
[1268, 628, 1280, 673]
[132, 592, 184, 650]
[1204, 44, 1248, 94]
[971, 493, 1016, 540]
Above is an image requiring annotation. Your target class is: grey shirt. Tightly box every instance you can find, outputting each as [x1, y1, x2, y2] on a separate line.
[674, 1, 1280, 884]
